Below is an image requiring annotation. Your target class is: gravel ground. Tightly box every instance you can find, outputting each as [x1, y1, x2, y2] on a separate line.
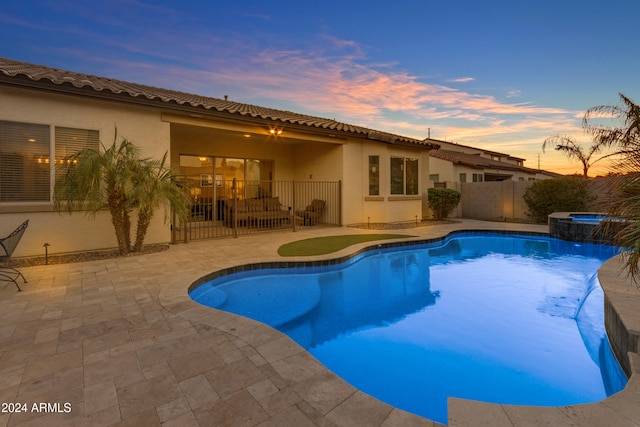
[10, 244, 170, 267]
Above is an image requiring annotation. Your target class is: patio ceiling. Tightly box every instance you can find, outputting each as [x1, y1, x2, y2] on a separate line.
[166, 114, 347, 147]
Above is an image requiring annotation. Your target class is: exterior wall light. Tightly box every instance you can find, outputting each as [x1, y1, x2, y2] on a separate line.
[269, 126, 283, 136]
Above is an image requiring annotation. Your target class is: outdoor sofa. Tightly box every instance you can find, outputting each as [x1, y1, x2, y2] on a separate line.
[224, 197, 291, 227]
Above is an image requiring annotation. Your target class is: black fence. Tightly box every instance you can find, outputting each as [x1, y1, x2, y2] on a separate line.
[172, 179, 341, 242]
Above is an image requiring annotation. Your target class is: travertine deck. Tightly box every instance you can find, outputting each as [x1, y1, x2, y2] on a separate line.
[0, 219, 638, 426]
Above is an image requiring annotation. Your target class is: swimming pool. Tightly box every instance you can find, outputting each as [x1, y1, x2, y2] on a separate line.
[190, 232, 628, 424]
[570, 214, 623, 223]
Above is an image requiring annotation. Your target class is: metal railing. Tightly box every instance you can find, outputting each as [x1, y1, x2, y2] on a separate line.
[172, 179, 341, 242]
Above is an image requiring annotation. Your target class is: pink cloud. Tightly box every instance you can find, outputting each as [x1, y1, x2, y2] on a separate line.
[76, 26, 577, 129]
[140, 39, 572, 127]
[79, 31, 588, 172]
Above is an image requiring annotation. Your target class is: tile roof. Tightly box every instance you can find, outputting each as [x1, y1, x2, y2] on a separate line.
[430, 149, 538, 173]
[426, 138, 526, 161]
[0, 57, 437, 149]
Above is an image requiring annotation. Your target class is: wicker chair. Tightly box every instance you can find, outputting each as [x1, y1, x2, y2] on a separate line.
[0, 220, 29, 291]
[295, 199, 325, 225]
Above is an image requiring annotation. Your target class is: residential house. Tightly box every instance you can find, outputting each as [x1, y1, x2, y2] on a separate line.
[425, 139, 564, 221]
[428, 139, 561, 185]
[0, 58, 439, 257]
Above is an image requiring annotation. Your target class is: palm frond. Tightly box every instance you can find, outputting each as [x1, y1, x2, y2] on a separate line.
[581, 94, 640, 285]
[53, 130, 190, 254]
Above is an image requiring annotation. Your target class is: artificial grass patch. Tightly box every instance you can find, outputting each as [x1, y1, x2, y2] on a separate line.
[277, 234, 415, 256]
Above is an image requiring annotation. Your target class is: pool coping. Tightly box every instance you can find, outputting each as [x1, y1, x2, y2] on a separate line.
[170, 227, 640, 426]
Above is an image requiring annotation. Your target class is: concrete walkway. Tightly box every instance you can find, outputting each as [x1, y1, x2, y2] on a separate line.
[0, 219, 638, 426]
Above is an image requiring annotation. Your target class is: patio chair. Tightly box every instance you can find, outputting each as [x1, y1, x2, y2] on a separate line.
[0, 220, 29, 291]
[295, 199, 325, 225]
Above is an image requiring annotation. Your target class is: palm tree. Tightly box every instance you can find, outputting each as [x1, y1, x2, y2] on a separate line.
[541, 135, 609, 178]
[583, 93, 640, 150]
[604, 158, 640, 281]
[55, 134, 190, 254]
[583, 93, 640, 282]
[131, 151, 190, 252]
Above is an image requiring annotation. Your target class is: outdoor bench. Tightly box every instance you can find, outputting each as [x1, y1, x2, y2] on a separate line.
[224, 197, 290, 227]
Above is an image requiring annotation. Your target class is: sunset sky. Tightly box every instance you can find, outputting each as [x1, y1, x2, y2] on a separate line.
[2, 0, 638, 175]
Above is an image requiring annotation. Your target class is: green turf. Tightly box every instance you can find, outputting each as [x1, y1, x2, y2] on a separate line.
[277, 234, 415, 256]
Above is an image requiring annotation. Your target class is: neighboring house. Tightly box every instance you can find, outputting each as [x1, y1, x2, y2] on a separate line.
[425, 139, 564, 221]
[0, 57, 439, 257]
[427, 139, 562, 184]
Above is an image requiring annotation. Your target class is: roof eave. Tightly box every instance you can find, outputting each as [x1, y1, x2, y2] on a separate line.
[0, 74, 339, 137]
[0, 72, 437, 146]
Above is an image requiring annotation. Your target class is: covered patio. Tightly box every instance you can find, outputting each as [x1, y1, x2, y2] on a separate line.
[168, 116, 345, 241]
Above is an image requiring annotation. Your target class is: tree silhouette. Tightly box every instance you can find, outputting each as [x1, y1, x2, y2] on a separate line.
[542, 135, 609, 178]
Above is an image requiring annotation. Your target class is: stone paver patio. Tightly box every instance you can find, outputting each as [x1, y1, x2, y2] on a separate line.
[0, 219, 638, 426]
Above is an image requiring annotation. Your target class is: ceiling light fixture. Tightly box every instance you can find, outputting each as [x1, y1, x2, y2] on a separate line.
[269, 126, 283, 136]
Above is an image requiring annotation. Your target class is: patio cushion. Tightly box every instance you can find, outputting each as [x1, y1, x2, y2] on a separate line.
[247, 199, 263, 212]
[264, 197, 281, 211]
[308, 199, 325, 212]
[235, 200, 248, 213]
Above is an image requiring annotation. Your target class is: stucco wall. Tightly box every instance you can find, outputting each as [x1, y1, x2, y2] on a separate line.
[293, 142, 343, 182]
[429, 157, 456, 182]
[460, 181, 533, 222]
[343, 141, 430, 225]
[0, 86, 173, 257]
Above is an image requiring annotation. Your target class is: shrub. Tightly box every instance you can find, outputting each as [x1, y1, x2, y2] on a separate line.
[428, 188, 461, 220]
[523, 178, 594, 223]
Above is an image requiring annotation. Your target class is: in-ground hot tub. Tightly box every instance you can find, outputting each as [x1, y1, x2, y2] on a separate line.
[548, 212, 623, 244]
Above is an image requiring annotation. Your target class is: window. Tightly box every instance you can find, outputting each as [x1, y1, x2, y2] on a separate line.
[472, 173, 484, 182]
[405, 158, 418, 195]
[368, 156, 379, 195]
[0, 121, 49, 201]
[429, 174, 439, 182]
[459, 173, 467, 183]
[390, 156, 418, 195]
[55, 126, 100, 165]
[390, 157, 404, 194]
[180, 155, 274, 201]
[245, 159, 273, 198]
[0, 121, 98, 202]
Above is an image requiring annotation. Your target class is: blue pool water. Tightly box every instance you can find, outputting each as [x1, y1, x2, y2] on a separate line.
[571, 214, 622, 223]
[190, 232, 628, 423]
